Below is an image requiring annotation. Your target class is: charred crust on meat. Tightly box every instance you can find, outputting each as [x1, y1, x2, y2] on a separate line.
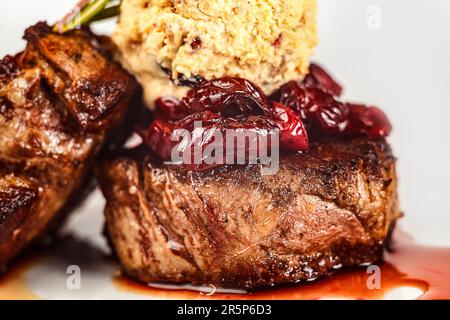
[97, 138, 400, 289]
[0, 56, 19, 81]
[23, 22, 51, 41]
[0, 186, 37, 226]
[20, 22, 138, 132]
[0, 22, 139, 269]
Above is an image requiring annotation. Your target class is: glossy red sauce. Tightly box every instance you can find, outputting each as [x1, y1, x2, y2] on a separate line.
[1, 230, 448, 300]
[113, 230, 450, 300]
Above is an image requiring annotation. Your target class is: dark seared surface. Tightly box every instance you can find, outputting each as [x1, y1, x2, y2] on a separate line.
[0, 22, 138, 268]
[97, 138, 401, 289]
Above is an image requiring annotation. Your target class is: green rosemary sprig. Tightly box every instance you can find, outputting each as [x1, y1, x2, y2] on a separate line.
[54, 0, 120, 33]
[90, 4, 120, 22]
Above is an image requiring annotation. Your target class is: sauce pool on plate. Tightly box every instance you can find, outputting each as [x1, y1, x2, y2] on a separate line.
[1, 229, 449, 300]
[113, 230, 450, 300]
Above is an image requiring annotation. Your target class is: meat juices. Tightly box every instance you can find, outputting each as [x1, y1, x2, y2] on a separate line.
[0, 22, 138, 269]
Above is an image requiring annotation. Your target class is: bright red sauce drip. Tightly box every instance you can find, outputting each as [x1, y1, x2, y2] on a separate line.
[385, 231, 450, 300]
[1, 230, 448, 300]
[113, 230, 450, 300]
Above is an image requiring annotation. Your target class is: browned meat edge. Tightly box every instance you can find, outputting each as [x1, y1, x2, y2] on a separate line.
[0, 22, 139, 269]
[97, 138, 401, 289]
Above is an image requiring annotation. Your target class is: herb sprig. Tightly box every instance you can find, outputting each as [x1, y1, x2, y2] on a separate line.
[54, 0, 120, 33]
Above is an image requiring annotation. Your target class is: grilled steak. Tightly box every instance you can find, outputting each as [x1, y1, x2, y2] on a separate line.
[0, 22, 138, 268]
[97, 138, 400, 289]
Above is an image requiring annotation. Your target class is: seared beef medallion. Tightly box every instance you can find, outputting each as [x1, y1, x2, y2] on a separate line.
[0, 22, 138, 268]
[97, 138, 400, 289]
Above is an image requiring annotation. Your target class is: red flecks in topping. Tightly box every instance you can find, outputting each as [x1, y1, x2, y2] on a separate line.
[272, 34, 283, 47]
[191, 37, 202, 50]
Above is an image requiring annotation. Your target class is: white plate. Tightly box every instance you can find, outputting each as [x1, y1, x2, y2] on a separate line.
[1, 0, 449, 300]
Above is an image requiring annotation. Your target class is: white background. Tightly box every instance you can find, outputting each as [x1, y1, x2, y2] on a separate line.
[0, 0, 449, 299]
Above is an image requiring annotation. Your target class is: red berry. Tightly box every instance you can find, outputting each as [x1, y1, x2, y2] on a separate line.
[139, 111, 280, 164]
[303, 63, 343, 97]
[153, 77, 272, 121]
[272, 81, 350, 138]
[344, 104, 392, 138]
[139, 120, 174, 160]
[180, 77, 272, 117]
[154, 97, 188, 121]
[173, 111, 224, 132]
[272, 102, 309, 152]
[139, 65, 392, 171]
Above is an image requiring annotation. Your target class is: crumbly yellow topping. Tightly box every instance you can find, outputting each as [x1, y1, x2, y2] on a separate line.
[113, 0, 318, 106]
